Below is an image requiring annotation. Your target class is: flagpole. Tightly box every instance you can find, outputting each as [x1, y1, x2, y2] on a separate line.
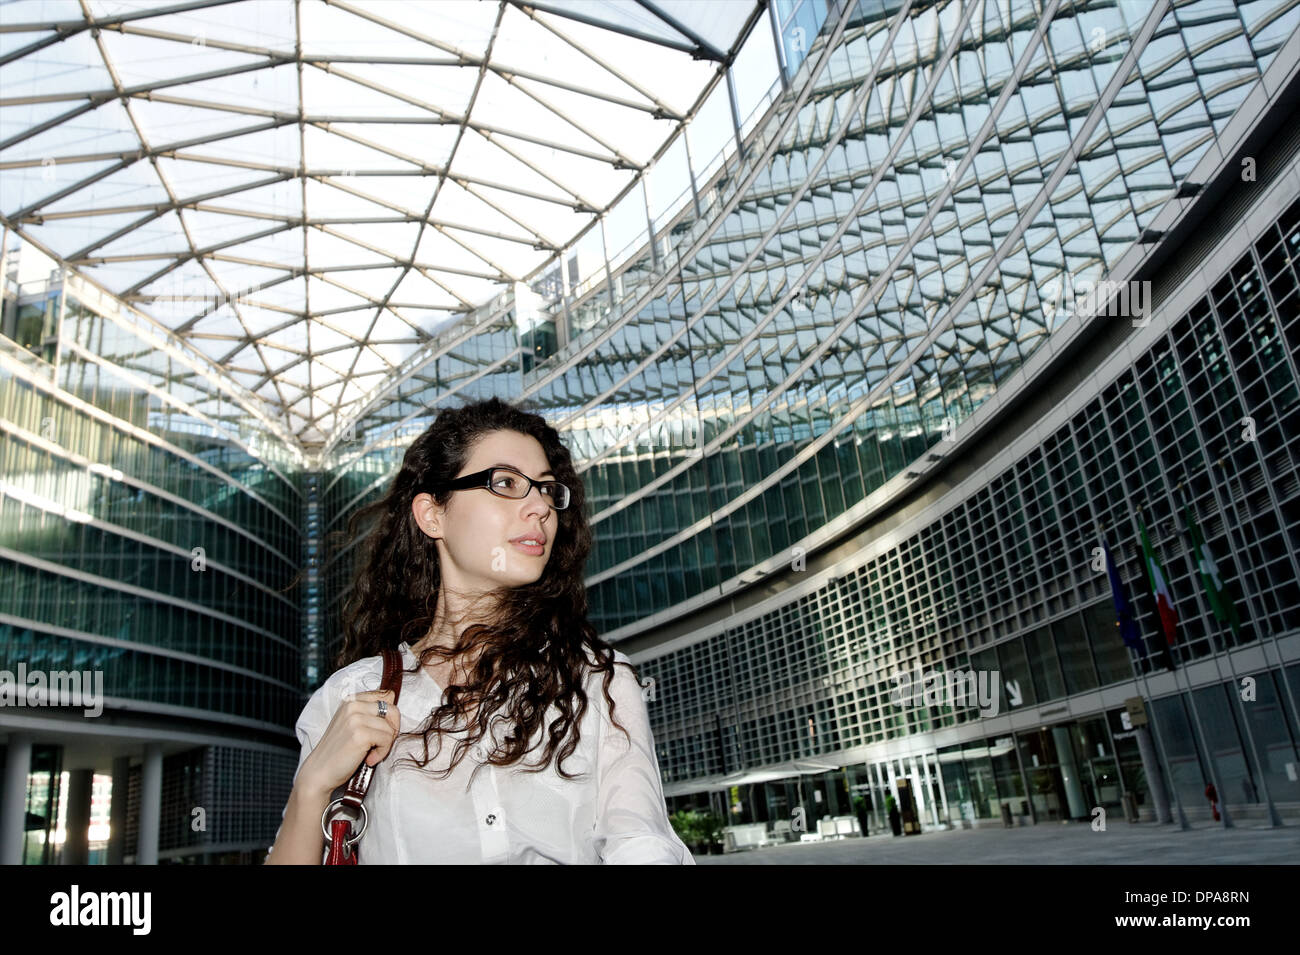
[1099, 522, 1189, 830]
[1126, 645, 1190, 830]
[1175, 479, 1283, 828]
[1139, 507, 1233, 828]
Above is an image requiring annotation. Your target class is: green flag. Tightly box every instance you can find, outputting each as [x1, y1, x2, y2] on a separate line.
[1185, 506, 1241, 636]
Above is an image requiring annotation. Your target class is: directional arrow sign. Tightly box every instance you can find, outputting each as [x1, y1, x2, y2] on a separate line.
[1006, 679, 1022, 707]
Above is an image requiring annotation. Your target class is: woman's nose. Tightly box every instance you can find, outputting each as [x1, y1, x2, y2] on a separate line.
[520, 485, 549, 514]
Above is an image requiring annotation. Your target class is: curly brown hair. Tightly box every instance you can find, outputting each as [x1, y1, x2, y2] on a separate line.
[331, 396, 637, 781]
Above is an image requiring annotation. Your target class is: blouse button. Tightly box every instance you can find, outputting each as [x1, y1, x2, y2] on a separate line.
[486, 813, 497, 825]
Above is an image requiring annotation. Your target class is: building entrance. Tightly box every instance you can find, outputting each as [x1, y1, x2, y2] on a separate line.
[1018, 724, 1090, 821]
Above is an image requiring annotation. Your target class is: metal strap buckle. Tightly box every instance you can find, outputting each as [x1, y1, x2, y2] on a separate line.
[321, 797, 369, 849]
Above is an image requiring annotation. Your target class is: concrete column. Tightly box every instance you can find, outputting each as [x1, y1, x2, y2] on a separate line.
[871, 761, 886, 829]
[1052, 725, 1089, 819]
[0, 733, 33, 865]
[107, 755, 130, 865]
[907, 754, 927, 824]
[1134, 725, 1172, 824]
[61, 768, 93, 865]
[136, 743, 162, 865]
[925, 752, 950, 827]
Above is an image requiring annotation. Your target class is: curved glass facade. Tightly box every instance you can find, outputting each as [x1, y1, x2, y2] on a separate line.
[1, 286, 302, 726]
[0, 263, 305, 861]
[643, 191, 1300, 793]
[557, 0, 1300, 634]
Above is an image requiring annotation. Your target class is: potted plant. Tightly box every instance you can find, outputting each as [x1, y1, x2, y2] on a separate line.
[670, 809, 703, 854]
[697, 811, 725, 854]
[853, 794, 871, 837]
[886, 794, 902, 836]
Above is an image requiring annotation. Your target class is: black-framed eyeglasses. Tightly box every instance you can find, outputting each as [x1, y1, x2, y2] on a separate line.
[429, 466, 570, 510]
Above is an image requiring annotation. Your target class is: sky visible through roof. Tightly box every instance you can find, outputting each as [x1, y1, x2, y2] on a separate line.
[0, 0, 772, 445]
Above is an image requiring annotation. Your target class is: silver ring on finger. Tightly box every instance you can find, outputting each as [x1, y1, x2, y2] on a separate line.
[377, 699, 388, 718]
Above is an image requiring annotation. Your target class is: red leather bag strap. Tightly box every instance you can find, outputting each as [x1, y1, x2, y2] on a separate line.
[338, 647, 404, 807]
[325, 819, 357, 866]
[323, 646, 404, 865]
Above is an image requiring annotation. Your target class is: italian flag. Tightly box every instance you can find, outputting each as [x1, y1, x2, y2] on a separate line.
[1138, 517, 1178, 646]
[1185, 506, 1242, 637]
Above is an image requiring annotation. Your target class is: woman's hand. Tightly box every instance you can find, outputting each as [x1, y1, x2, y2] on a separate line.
[296, 689, 401, 798]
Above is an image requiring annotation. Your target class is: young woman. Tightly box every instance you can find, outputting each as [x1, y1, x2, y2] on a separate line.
[267, 397, 693, 864]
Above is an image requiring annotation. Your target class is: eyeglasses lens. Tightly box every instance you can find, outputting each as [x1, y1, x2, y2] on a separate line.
[490, 468, 568, 509]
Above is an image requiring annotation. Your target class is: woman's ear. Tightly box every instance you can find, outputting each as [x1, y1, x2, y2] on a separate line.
[412, 493, 441, 539]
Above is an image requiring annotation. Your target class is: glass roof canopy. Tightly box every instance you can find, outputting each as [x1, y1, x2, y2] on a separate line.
[0, 0, 767, 446]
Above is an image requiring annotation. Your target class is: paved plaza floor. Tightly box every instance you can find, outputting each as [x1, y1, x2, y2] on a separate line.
[692, 819, 1300, 864]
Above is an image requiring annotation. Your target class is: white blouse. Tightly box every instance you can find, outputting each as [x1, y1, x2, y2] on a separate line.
[274, 641, 694, 865]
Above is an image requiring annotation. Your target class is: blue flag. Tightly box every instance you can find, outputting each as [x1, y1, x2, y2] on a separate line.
[1102, 537, 1143, 654]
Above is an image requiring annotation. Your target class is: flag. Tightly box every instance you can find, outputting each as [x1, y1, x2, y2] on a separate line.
[1138, 517, 1178, 646]
[1185, 506, 1242, 637]
[1101, 536, 1142, 654]
[1132, 541, 1177, 671]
